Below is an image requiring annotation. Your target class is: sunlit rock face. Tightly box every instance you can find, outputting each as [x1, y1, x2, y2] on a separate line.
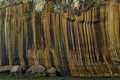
[34, 0, 46, 12]
[10, 66, 20, 73]
[0, 0, 33, 7]
[71, 0, 81, 15]
[10, 66, 26, 73]
[71, 0, 80, 10]
[0, 0, 120, 77]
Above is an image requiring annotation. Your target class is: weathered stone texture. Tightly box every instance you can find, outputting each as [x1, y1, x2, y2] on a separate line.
[0, 0, 120, 77]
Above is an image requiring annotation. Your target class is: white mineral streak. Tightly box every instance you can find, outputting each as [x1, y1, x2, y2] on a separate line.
[53, 4, 60, 13]
[71, 0, 80, 10]
[34, 0, 46, 12]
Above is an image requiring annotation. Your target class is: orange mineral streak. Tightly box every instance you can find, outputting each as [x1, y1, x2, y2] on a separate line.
[0, 1, 120, 76]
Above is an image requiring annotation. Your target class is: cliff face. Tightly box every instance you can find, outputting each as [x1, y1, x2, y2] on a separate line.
[0, 0, 120, 76]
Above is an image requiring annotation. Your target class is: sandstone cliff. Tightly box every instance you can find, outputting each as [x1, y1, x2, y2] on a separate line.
[0, 0, 120, 76]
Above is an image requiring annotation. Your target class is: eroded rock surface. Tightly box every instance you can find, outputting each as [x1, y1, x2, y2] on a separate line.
[26, 65, 46, 74]
[46, 67, 57, 77]
[0, 66, 12, 73]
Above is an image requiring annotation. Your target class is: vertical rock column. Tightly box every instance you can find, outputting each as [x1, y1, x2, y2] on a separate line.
[17, 4, 25, 67]
[42, 10, 51, 68]
[113, 1, 120, 61]
[107, 0, 119, 61]
[4, 6, 9, 65]
[0, 8, 3, 66]
[62, 11, 71, 75]
[31, 12, 38, 65]
[0, 8, 8, 65]
[51, 12, 62, 74]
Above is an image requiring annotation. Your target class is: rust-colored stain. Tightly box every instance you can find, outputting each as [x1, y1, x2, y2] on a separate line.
[0, 1, 120, 76]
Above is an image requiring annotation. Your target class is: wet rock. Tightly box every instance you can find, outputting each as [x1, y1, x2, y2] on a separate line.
[46, 67, 56, 77]
[26, 65, 46, 74]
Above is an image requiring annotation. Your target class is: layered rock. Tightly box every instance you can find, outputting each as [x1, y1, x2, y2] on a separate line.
[0, 66, 12, 73]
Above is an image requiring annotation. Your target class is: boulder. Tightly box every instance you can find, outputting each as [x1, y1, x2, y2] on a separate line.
[46, 67, 56, 77]
[26, 65, 46, 74]
[10, 65, 26, 76]
[10, 66, 20, 73]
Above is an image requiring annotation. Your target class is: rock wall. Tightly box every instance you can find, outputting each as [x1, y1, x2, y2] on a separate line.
[0, 0, 120, 76]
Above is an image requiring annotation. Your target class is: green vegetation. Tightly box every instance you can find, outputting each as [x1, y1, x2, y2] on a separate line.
[0, 76, 120, 80]
[0, 73, 119, 80]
